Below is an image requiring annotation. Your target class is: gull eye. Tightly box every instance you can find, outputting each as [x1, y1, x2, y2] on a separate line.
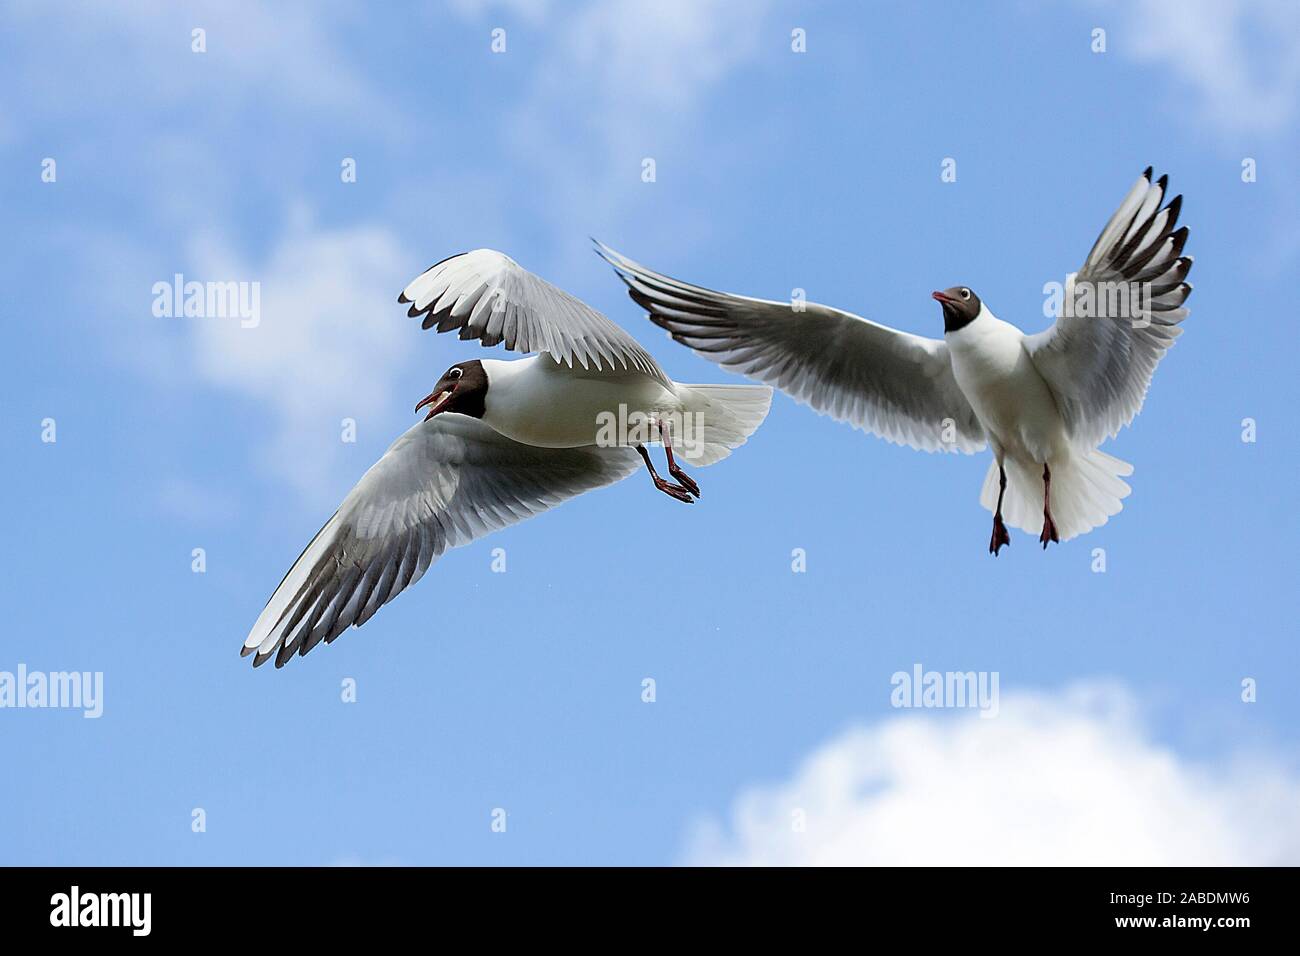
[960, 288, 971, 300]
[449, 367, 463, 380]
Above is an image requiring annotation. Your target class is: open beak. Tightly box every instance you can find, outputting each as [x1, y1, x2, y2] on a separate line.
[414, 387, 454, 421]
[931, 291, 953, 304]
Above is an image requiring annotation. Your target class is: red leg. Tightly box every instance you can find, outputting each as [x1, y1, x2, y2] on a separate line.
[636, 444, 693, 504]
[989, 463, 1011, 556]
[659, 421, 700, 498]
[1039, 463, 1060, 549]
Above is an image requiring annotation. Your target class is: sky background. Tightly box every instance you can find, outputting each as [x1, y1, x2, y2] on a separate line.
[2, 0, 1298, 865]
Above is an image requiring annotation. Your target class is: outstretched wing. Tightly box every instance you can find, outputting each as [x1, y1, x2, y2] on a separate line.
[242, 415, 640, 668]
[400, 249, 670, 385]
[1025, 167, 1193, 448]
[595, 242, 985, 454]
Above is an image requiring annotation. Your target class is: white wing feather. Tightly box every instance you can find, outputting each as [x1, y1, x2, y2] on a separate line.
[1025, 168, 1193, 447]
[242, 415, 640, 668]
[400, 249, 671, 386]
[596, 243, 985, 454]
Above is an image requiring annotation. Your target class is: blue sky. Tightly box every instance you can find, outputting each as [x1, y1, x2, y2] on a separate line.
[2, 0, 1298, 865]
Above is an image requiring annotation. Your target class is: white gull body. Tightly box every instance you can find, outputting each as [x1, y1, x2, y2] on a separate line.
[241, 249, 771, 668]
[598, 166, 1191, 547]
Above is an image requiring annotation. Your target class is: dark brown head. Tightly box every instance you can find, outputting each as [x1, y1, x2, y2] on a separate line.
[414, 359, 488, 420]
[932, 286, 982, 333]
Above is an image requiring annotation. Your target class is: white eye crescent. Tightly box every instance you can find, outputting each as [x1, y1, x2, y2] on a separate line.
[960, 288, 971, 300]
[449, 367, 463, 380]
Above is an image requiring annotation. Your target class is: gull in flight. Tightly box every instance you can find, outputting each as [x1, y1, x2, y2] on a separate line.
[242, 250, 771, 667]
[598, 167, 1192, 554]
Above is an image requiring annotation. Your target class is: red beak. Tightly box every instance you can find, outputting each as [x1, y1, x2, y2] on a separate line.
[414, 387, 454, 421]
[932, 291, 953, 304]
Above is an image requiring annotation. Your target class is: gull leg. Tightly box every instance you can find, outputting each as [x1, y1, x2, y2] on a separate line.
[636, 444, 693, 504]
[1039, 463, 1060, 549]
[989, 462, 1011, 556]
[659, 420, 701, 498]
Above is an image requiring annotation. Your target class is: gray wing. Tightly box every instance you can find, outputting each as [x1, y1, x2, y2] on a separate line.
[242, 415, 641, 668]
[595, 243, 985, 454]
[1024, 167, 1193, 448]
[399, 249, 671, 386]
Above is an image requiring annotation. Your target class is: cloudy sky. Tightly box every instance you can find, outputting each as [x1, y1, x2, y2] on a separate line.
[2, 0, 1298, 865]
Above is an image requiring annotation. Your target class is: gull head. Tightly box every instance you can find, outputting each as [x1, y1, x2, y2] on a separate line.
[932, 286, 982, 333]
[415, 359, 488, 421]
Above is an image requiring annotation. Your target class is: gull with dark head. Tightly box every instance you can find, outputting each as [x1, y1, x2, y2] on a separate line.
[242, 250, 771, 667]
[598, 167, 1192, 554]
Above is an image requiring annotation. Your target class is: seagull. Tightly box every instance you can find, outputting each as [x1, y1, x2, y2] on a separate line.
[597, 167, 1192, 554]
[241, 250, 771, 667]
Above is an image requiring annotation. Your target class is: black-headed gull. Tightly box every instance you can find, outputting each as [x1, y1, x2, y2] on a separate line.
[242, 250, 771, 667]
[598, 168, 1192, 554]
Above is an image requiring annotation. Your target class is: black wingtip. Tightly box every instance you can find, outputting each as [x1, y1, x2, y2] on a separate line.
[1156, 173, 1169, 192]
[239, 644, 255, 658]
[1168, 225, 1190, 258]
[397, 292, 409, 304]
[274, 638, 299, 668]
[1143, 165, 1154, 181]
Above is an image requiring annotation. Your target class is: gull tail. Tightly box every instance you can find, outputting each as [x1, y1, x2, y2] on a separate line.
[980, 449, 1133, 543]
[671, 383, 773, 467]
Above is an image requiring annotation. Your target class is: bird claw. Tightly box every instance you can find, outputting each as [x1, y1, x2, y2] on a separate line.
[989, 516, 1011, 556]
[1038, 515, 1060, 549]
[669, 467, 701, 498]
[654, 477, 695, 504]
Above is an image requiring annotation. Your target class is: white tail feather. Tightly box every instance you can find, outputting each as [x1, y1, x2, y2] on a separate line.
[980, 450, 1133, 542]
[673, 383, 773, 467]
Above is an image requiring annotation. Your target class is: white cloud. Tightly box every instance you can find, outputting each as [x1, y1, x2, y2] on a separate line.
[189, 216, 414, 503]
[457, 0, 770, 113]
[686, 683, 1300, 865]
[481, 0, 777, 248]
[557, 0, 774, 115]
[449, 0, 549, 24]
[1, 2, 426, 505]
[1094, 0, 1300, 137]
[3, 0, 395, 128]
